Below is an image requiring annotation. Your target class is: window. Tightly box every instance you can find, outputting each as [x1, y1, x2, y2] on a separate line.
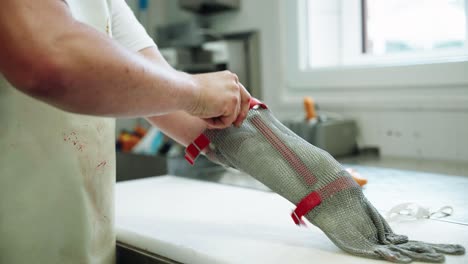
[364, 0, 466, 55]
[302, 0, 468, 69]
[279, 0, 468, 110]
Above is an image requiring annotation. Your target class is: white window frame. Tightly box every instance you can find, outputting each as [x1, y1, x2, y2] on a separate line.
[282, 0, 468, 91]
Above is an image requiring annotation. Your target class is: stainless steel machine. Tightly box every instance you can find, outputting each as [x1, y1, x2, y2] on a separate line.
[157, 20, 262, 98]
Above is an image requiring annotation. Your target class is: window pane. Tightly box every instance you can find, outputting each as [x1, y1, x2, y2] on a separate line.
[306, 0, 341, 68]
[364, 0, 466, 55]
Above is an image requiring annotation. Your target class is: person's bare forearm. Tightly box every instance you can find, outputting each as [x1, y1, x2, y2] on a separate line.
[0, 0, 195, 118]
[139, 47, 208, 145]
[147, 112, 207, 147]
[40, 23, 196, 117]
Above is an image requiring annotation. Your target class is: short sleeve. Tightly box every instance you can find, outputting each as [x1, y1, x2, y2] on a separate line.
[110, 0, 156, 52]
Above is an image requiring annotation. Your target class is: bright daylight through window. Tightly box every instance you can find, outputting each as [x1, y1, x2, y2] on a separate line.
[364, 0, 466, 55]
[303, 0, 468, 68]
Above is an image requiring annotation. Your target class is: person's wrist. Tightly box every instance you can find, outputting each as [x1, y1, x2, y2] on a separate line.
[175, 72, 200, 115]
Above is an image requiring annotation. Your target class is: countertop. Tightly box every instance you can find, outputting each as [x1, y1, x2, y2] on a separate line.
[116, 166, 468, 264]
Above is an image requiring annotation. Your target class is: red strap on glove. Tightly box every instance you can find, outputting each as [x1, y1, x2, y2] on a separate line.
[291, 191, 322, 226]
[184, 134, 210, 165]
[249, 97, 268, 110]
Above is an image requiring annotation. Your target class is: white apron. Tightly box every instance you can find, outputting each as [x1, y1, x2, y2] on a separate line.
[1, 1, 116, 263]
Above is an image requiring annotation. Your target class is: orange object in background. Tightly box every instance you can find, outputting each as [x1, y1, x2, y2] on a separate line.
[118, 132, 140, 152]
[346, 168, 368, 187]
[117, 124, 148, 152]
[303, 97, 317, 121]
[134, 124, 147, 138]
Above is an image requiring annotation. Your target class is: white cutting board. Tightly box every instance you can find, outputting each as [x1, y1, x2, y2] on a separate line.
[116, 176, 468, 264]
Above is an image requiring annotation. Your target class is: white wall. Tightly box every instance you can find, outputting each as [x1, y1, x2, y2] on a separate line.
[139, 0, 468, 162]
[334, 110, 468, 161]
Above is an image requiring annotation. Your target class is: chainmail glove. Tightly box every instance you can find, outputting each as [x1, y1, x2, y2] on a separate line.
[189, 104, 465, 263]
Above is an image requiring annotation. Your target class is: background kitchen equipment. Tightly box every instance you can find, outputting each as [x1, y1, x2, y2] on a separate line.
[156, 19, 261, 98]
[178, 0, 240, 15]
[283, 97, 358, 157]
[117, 1, 259, 182]
[166, 144, 226, 181]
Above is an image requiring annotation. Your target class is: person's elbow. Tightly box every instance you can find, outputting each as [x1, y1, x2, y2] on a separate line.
[18, 54, 69, 99]
[0, 41, 68, 98]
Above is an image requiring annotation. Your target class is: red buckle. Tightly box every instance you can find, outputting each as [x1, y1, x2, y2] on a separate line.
[184, 134, 211, 165]
[291, 191, 321, 227]
[249, 98, 268, 110]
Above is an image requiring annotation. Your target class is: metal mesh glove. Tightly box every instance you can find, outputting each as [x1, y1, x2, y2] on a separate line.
[199, 107, 465, 263]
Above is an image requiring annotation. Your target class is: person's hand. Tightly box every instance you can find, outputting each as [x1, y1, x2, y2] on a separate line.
[187, 71, 251, 129]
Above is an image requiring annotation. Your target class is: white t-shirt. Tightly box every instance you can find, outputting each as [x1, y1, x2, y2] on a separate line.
[0, 1, 155, 264]
[110, 0, 156, 52]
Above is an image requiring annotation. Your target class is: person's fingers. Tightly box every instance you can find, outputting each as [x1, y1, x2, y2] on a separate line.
[233, 83, 251, 127]
[203, 117, 226, 129]
[204, 109, 238, 129]
[222, 111, 238, 128]
[389, 245, 445, 263]
[206, 77, 241, 129]
[375, 247, 413, 263]
[231, 72, 239, 83]
[203, 118, 217, 129]
[222, 74, 241, 127]
[228, 110, 240, 128]
[226, 93, 241, 127]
